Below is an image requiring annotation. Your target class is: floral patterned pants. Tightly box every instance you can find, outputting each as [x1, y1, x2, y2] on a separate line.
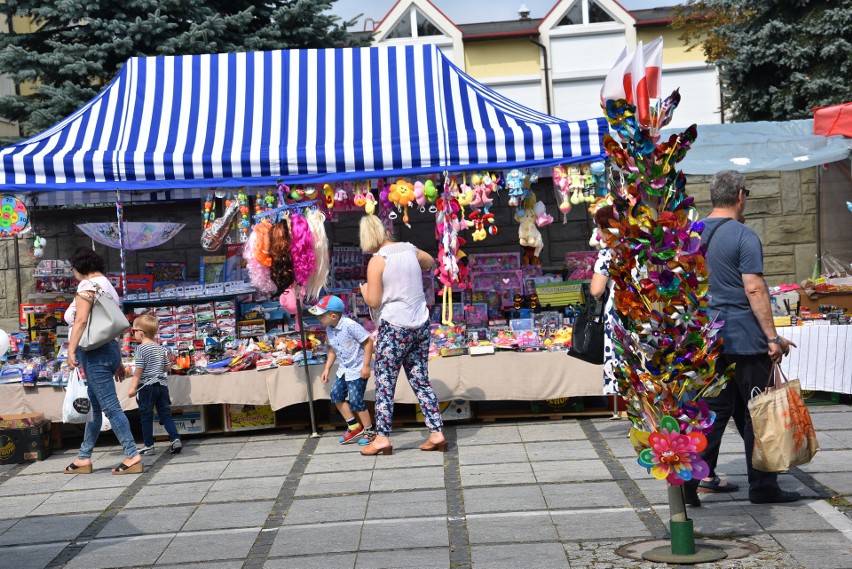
[374, 320, 443, 436]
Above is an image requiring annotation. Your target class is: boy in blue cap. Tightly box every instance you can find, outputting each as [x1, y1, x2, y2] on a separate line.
[310, 295, 376, 445]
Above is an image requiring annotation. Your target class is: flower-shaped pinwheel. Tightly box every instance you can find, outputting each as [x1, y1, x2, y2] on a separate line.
[676, 400, 716, 435]
[636, 415, 710, 485]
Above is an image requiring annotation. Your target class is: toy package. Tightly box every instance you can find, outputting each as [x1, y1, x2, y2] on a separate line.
[563, 251, 599, 281]
[468, 252, 521, 273]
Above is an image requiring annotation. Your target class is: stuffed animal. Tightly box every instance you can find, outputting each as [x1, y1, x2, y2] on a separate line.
[552, 165, 572, 221]
[533, 201, 553, 227]
[590, 161, 608, 197]
[389, 179, 416, 224]
[323, 184, 335, 209]
[505, 168, 525, 207]
[568, 165, 584, 205]
[521, 246, 541, 266]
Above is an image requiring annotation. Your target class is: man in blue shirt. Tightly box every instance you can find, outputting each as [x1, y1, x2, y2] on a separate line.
[685, 170, 800, 506]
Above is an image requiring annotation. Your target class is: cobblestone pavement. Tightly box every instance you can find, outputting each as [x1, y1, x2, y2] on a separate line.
[0, 406, 850, 568]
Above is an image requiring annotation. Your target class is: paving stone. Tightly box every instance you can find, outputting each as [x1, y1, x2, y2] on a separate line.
[148, 461, 230, 485]
[541, 481, 630, 510]
[467, 511, 558, 544]
[59, 471, 140, 491]
[360, 517, 448, 550]
[370, 466, 444, 491]
[29, 498, 116, 516]
[518, 421, 587, 442]
[98, 505, 195, 537]
[0, 494, 50, 518]
[371, 449, 445, 470]
[531, 459, 612, 483]
[463, 485, 546, 513]
[811, 472, 852, 494]
[295, 480, 371, 497]
[798, 449, 852, 473]
[236, 438, 306, 459]
[0, 512, 98, 546]
[365, 489, 447, 519]
[183, 500, 274, 531]
[0, 517, 17, 533]
[354, 546, 450, 568]
[458, 443, 527, 465]
[304, 453, 373, 474]
[220, 456, 296, 479]
[0, 472, 72, 496]
[283, 495, 369, 525]
[125, 480, 214, 509]
[65, 535, 172, 569]
[525, 440, 598, 462]
[472, 542, 569, 569]
[749, 502, 837, 531]
[659, 502, 762, 537]
[810, 410, 850, 431]
[156, 562, 244, 569]
[157, 528, 260, 564]
[204, 476, 286, 503]
[0, 542, 67, 569]
[773, 530, 852, 569]
[460, 461, 535, 487]
[167, 442, 245, 463]
[552, 509, 651, 541]
[263, 552, 356, 569]
[270, 521, 362, 556]
[456, 425, 522, 445]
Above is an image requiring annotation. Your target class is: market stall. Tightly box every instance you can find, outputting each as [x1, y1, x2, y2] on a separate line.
[0, 44, 613, 436]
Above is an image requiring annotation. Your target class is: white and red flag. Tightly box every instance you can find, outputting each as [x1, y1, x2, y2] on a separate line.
[600, 37, 664, 126]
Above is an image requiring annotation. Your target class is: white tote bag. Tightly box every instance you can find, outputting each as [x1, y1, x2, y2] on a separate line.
[62, 369, 93, 424]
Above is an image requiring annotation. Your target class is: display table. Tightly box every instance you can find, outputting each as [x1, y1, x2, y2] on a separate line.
[778, 325, 852, 394]
[0, 351, 605, 422]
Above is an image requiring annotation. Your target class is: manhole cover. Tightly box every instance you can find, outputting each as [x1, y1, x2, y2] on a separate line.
[618, 538, 759, 561]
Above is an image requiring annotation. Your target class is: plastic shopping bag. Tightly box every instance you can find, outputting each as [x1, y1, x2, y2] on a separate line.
[100, 413, 112, 432]
[62, 369, 93, 424]
[749, 365, 820, 472]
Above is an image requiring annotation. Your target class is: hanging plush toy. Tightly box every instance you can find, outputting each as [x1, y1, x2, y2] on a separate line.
[435, 176, 467, 325]
[568, 165, 585, 205]
[552, 165, 571, 222]
[323, 184, 335, 209]
[364, 191, 376, 215]
[413, 181, 427, 212]
[378, 179, 393, 213]
[423, 179, 439, 209]
[533, 201, 553, 227]
[32, 235, 46, 259]
[353, 182, 367, 207]
[505, 168, 525, 207]
[334, 184, 349, 205]
[389, 179, 416, 225]
[590, 161, 608, 197]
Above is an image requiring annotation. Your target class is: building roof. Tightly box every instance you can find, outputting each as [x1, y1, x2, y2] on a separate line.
[631, 7, 675, 27]
[458, 19, 542, 41]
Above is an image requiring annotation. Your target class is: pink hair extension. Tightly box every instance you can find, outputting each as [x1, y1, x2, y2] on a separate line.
[304, 209, 330, 301]
[289, 212, 316, 288]
[247, 258, 276, 300]
[244, 230, 257, 261]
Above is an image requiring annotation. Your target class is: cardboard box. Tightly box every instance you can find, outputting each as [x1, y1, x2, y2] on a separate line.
[416, 400, 472, 422]
[153, 405, 206, 437]
[0, 413, 45, 430]
[224, 404, 276, 432]
[0, 421, 52, 464]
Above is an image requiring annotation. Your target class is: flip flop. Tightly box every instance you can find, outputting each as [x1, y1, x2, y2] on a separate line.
[63, 462, 92, 474]
[698, 476, 739, 493]
[111, 461, 143, 475]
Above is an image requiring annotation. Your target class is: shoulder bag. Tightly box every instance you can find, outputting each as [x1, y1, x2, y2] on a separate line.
[78, 280, 130, 351]
[567, 282, 609, 365]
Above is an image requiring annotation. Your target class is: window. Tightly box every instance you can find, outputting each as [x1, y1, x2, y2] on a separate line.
[386, 11, 413, 38]
[385, 6, 444, 39]
[556, 0, 616, 26]
[416, 12, 441, 37]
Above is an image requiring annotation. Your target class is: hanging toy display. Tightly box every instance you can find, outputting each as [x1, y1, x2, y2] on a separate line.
[552, 165, 572, 222]
[505, 168, 526, 208]
[518, 192, 543, 262]
[238, 189, 251, 242]
[244, 223, 276, 299]
[201, 198, 240, 252]
[434, 175, 467, 325]
[590, 161, 608, 197]
[423, 179, 439, 209]
[580, 164, 597, 203]
[568, 165, 585, 205]
[32, 235, 47, 259]
[456, 175, 475, 220]
[467, 172, 496, 241]
[323, 184, 335, 209]
[202, 193, 216, 230]
[289, 185, 306, 202]
[388, 179, 416, 226]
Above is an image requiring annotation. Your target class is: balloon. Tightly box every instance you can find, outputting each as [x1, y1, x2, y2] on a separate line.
[279, 287, 305, 316]
[0, 329, 9, 356]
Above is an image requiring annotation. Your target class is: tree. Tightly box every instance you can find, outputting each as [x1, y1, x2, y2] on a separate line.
[671, 0, 852, 122]
[0, 0, 369, 138]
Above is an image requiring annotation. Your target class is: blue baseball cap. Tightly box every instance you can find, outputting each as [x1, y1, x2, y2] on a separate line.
[308, 295, 345, 315]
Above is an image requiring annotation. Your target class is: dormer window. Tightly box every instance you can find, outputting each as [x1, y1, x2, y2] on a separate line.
[386, 6, 444, 39]
[556, 0, 616, 26]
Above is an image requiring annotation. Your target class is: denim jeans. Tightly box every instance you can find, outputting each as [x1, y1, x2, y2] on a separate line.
[76, 342, 138, 460]
[137, 382, 180, 447]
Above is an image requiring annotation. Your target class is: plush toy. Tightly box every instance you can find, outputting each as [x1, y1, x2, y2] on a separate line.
[568, 165, 584, 205]
[414, 181, 427, 211]
[521, 246, 541, 266]
[518, 210, 543, 259]
[533, 201, 553, 227]
[353, 182, 367, 207]
[323, 184, 335, 209]
[334, 185, 348, 205]
[364, 192, 376, 215]
[378, 179, 392, 213]
[389, 179, 416, 225]
[505, 168, 526, 208]
[423, 179, 439, 205]
[435, 181, 467, 325]
[590, 161, 608, 197]
[32, 235, 46, 259]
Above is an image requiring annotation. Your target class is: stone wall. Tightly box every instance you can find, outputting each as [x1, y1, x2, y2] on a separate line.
[0, 168, 818, 331]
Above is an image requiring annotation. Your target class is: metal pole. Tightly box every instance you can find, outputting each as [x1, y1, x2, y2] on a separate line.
[13, 235, 22, 309]
[294, 285, 319, 437]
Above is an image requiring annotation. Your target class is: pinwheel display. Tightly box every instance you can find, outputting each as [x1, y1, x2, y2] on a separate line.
[594, 89, 732, 486]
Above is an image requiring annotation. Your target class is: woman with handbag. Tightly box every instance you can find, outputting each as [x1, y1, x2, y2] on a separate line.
[589, 233, 619, 398]
[63, 247, 142, 475]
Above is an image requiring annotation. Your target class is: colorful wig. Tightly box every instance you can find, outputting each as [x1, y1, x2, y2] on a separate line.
[244, 230, 277, 299]
[269, 220, 295, 294]
[289, 212, 316, 288]
[304, 209, 330, 301]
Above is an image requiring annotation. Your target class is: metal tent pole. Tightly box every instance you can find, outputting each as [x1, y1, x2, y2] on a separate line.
[294, 285, 320, 437]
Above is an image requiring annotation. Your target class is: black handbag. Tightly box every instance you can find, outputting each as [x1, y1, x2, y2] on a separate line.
[567, 283, 608, 365]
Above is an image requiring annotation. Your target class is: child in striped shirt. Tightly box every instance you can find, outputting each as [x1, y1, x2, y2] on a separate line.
[128, 314, 182, 455]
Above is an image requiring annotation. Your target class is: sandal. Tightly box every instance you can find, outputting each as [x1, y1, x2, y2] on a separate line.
[111, 461, 143, 475]
[698, 476, 739, 493]
[63, 462, 92, 474]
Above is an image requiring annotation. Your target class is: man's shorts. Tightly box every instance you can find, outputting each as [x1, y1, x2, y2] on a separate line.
[329, 375, 368, 412]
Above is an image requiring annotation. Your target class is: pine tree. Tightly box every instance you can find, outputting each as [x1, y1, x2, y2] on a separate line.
[0, 0, 368, 138]
[672, 0, 852, 121]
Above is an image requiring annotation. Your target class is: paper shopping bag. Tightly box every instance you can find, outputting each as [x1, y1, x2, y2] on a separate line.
[749, 365, 820, 472]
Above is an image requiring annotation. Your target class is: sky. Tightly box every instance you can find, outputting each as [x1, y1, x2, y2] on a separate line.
[329, 0, 683, 30]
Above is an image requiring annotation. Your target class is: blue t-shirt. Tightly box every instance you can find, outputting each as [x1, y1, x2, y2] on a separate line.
[702, 217, 767, 355]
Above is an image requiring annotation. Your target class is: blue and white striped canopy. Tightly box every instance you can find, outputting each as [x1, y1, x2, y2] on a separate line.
[0, 44, 606, 191]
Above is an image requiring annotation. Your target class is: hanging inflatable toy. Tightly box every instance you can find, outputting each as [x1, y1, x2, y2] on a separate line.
[552, 165, 572, 222]
[323, 184, 335, 209]
[202, 193, 215, 230]
[423, 179, 439, 209]
[413, 181, 427, 212]
[389, 179, 416, 225]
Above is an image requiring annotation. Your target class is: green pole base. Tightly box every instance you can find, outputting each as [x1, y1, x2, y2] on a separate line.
[642, 519, 727, 564]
